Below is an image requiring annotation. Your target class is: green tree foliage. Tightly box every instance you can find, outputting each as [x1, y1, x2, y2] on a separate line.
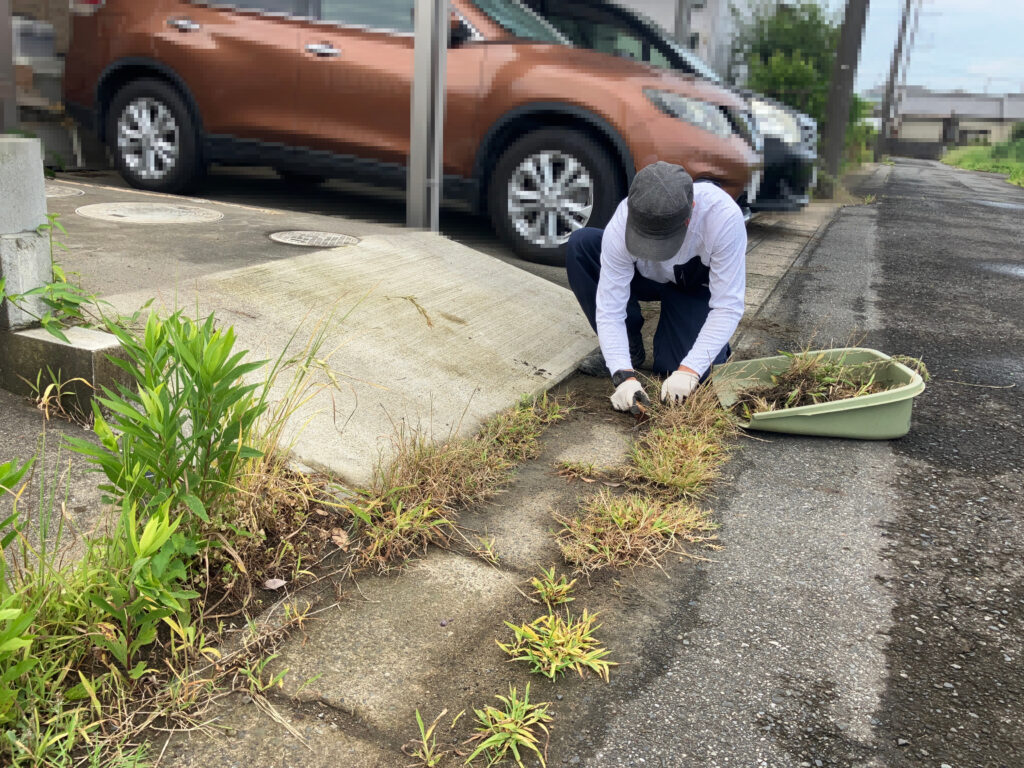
[733, 1, 839, 127]
[746, 50, 827, 127]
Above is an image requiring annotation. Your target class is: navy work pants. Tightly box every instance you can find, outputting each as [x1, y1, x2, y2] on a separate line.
[565, 227, 729, 378]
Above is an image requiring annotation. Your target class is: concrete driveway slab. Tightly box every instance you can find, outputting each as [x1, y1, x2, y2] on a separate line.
[102, 231, 596, 485]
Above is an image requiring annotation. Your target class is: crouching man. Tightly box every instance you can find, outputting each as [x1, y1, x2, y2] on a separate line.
[567, 161, 746, 413]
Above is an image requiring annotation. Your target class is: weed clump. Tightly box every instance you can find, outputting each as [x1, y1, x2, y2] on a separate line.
[556, 490, 716, 574]
[403, 708, 451, 767]
[465, 684, 553, 768]
[530, 566, 576, 608]
[624, 385, 735, 498]
[374, 393, 570, 511]
[497, 609, 616, 682]
[346, 489, 453, 572]
[354, 394, 570, 572]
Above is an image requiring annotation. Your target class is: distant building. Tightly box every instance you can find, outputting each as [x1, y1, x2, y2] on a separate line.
[866, 85, 1024, 152]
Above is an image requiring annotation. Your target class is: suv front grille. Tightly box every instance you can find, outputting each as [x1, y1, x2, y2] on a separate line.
[799, 119, 818, 154]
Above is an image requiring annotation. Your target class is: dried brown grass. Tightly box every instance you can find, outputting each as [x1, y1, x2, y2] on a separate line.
[556, 489, 716, 575]
[624, 385, 736, 498]
[731, 351, 894, 416]
[354, 394, 571, 572]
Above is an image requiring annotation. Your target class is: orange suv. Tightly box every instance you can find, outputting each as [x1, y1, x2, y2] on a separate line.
[63, 0, 760, 264]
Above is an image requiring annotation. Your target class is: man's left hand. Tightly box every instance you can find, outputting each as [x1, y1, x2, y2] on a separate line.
[661, 368, 700, 404]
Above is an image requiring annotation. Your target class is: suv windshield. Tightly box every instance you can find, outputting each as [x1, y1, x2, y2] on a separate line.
[472, 0, 569, 44]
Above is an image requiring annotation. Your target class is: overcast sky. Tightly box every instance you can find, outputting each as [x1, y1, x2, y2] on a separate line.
[852, 0, 1024, 95]
[627, 0, 1023, 96]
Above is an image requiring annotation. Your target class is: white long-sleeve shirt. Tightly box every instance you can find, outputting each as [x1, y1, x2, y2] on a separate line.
[596, 182, 746, 377]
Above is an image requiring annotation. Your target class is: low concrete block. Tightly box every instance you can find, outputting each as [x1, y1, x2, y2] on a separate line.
[0, 137, 47, 233]
[0, 231, 51, 329]
[0, 326, 128, 412]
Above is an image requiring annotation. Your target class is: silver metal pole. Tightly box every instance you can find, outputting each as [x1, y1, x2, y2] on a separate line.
[0, 0, 18, 132]
[407, 0, 449, 231]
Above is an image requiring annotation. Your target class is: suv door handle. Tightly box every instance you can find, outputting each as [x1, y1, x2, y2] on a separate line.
[167, 17, 201, 32]
[305, 43, 341, 58]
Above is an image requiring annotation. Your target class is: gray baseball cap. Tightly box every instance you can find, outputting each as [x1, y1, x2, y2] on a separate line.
[625, 161, 694, 262]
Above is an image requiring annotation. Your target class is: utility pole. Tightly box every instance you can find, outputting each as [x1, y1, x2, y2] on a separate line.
[875, 0, 912, 161]
[892, 0, 922, 145]
[0, 0, 18, 132]
[822, 0, 871, 181]
[674, 0, 692, 45]
[407, 0, 449, 231]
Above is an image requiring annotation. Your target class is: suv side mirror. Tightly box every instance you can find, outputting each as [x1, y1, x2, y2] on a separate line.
[449, 14, 472, 48]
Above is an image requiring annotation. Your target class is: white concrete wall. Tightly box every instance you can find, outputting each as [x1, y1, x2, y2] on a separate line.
[897, 120, 942, 142]
[897, 118, 1014, 144]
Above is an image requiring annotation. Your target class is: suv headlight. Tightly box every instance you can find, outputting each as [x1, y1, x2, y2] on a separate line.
[645, 89, 734, 140]
[750, 99, 801, 146]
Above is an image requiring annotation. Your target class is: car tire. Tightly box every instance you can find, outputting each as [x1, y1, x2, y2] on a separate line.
[488, 128, 623, 267]
[106, 78, 204, 194]
[276, 169, 328, 188]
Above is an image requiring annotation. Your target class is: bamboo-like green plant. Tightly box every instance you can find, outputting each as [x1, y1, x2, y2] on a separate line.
[86, 499, 200, 676]
[465, 684, 552, 768]
[67, 311, 267, 525]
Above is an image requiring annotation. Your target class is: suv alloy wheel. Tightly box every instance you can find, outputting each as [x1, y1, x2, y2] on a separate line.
[489, 128, 622, 266]
[106, 79, 204, 194]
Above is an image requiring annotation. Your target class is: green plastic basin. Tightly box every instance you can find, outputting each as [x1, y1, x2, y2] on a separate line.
[711, 347, 926, 440]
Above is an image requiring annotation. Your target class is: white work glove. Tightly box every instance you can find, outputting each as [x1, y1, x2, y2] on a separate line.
[610, 378, 650, 413]
[661, 369, 700, 405]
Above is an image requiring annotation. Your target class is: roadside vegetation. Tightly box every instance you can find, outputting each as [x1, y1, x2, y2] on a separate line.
[942, 129, 1024, 187]
[498, 609, 615, 683]
[4, 215, 742, 765]
[465, 684, 553, 768]
[351, 394, 569, 573]
[0, 299, 570, 767]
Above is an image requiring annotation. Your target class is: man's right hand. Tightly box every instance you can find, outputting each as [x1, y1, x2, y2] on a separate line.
[610, 378, 650, 413]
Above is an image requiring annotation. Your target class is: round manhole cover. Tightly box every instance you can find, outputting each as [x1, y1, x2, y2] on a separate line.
[75, 202, 224, 224]
[270, 230, 361, 248]
[45, 184, 85, 198]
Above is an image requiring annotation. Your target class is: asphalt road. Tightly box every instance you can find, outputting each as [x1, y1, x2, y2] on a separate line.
[579, 159, 1023, 768]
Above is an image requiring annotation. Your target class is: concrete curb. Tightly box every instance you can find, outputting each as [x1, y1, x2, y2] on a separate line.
[0, 326, 128, 412]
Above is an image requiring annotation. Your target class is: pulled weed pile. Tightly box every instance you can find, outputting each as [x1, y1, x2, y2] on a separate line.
[730, 350, 896, 417]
